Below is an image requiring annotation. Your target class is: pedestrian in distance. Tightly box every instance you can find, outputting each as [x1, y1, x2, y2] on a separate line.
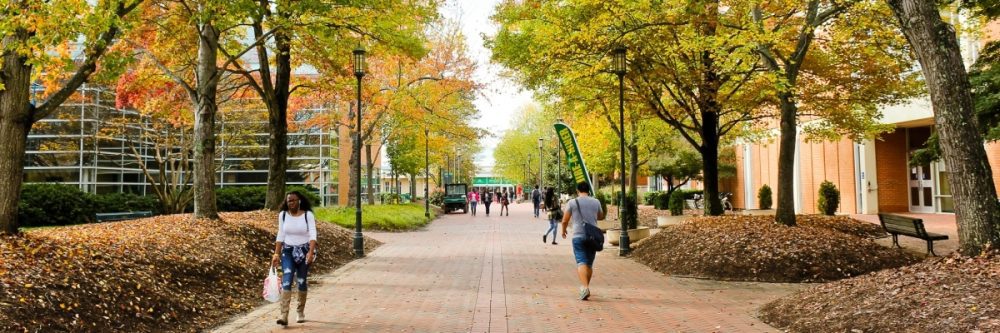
[542, 186, 560, 245]
[500, 188, 511, 216]
[531, 185, 542, 218]
[561, 182, 605, 301]
[482, 189, 492, 216]
[468, 188, 479, 216]
[271, 191, 318, 326]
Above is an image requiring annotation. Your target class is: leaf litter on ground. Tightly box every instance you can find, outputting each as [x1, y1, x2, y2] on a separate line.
[0, 211, 380, 332]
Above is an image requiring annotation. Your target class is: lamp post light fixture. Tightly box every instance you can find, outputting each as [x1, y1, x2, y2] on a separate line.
[612, 46, 630, 256]
[424, 127, 430, 219]
[352, 46, 366, 258]
[556, 118, 563, 194]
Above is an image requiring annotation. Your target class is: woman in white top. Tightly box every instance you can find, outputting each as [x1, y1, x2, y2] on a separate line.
[270, 191, 317, 326]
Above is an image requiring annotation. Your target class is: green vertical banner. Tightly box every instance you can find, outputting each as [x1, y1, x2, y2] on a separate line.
[554, 122, 592, 188]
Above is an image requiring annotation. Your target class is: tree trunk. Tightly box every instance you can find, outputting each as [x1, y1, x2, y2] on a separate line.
[775, 94, 798, 226]
[0, 36, 33, 235]
[192, 23, 220, 219]
[263, 7, 292, 211]
[700, 109, 722, 216]
[694, 0, 723, 216]
[889, 0, 1000, 255]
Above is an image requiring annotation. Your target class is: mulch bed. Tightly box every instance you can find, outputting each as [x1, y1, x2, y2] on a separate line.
[760, 253, 1000, 332]
[630, 214, 920, 282]
[0, 211, 380, 332]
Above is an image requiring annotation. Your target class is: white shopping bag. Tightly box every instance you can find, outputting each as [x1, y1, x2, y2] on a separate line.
[262, 267, 281, 303]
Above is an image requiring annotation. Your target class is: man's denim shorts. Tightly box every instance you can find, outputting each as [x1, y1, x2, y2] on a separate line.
[572, 237, 596, 266]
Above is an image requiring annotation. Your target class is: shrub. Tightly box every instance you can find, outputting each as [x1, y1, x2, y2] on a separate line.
[18, 183, 95, 227]
[669, 190, 686, 216]
[216, 186, 267, 211]
[90, 192, 160, 215]
[682, 190, 704, 200]
[429, 190, 445, 206]
[381, 192, 401, 204]
[624, 190, 638, 229]
[655, 190, 670, 210]
[594, 191, 609, 218]
[817, 180, 840, 216]
[285, 185, 322, 207]
[758, 185, 773, 210]
[216, 185, 322, 212]
[643, 191, 660, 206]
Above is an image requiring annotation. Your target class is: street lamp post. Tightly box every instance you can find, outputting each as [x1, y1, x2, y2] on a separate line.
[353, 47, 367, 258]
[424, 127, 430, 218]
[612, 46, 630, 256]
[556, 118, 563, 194]
[538, 138, 544, 190]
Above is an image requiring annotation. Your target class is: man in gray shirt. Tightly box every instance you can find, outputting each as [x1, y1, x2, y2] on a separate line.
[561, 182, 605, 300]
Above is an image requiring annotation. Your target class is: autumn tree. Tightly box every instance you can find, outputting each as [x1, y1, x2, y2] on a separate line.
[127, 0, 264, 219]
[490, 0, 771, 216]
[887, 0, 1000, 254]
[0, 0, 141, 234]
[751, 0, 921, 226]
[219, 0, 437, 210]
[111, 64, 197, 213]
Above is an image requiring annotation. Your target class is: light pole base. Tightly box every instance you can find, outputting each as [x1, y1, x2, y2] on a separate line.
[353, 233, 365, 258]
[619, 235, 631, 256]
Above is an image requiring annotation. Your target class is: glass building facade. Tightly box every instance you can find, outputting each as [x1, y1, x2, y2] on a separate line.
[25, 84, 342, 206]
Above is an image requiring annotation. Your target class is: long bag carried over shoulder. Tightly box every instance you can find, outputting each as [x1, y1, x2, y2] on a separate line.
[574, 199, 605, 252]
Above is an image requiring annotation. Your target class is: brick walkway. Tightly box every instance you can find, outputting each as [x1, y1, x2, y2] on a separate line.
[213, 203, 803, 332]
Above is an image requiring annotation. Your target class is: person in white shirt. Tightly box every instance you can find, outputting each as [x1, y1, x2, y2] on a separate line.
[270, 191, 317, 326]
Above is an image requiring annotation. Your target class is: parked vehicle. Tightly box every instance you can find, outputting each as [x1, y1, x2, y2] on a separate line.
[443, 183, 468, 214]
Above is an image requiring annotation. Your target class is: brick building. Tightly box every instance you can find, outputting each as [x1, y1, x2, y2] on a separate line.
[731, 14, 1000, 215]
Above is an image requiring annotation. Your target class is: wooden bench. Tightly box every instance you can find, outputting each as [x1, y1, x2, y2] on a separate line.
[878, 213, 949, 256]
[95, 211, 153, 222]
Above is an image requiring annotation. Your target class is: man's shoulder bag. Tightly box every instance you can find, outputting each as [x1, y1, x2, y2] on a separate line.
[574, 199, 604, 252]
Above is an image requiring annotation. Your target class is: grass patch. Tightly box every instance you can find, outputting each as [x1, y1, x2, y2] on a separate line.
[314, 203, 435, 231]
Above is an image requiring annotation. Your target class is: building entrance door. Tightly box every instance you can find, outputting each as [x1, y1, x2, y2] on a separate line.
[908, 162, 935, 213]
[906, 127, 936, 213]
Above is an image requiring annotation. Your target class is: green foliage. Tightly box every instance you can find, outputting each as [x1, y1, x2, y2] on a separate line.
[216, 186, 321, 212]
[594, 190, 609, 217]
[381, 192, 402, 204]
[650, 149, 703, 186]
[18, 184, 95, 227]
[90, 192, 160, 215]
[758, 185, 773, 210]
[910, 39, 1000, 166]
[216, 187, 267, 212]
[669, 190, 686, 216]
[644, 191, 660, 206]
[429, 190, 445, 207]
[817, 181, 841, 216]
[655, 190, 671, 210]
[313, 203, 433, 231]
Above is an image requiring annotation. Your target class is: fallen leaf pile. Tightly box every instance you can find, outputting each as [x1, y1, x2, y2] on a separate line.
[760, 253, 1000, 332]
[0, 211, 381, 332]
[631, 215, 919, 282]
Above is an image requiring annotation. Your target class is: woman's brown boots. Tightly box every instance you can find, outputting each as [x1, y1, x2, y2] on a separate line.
[296, 291, 308, 323]
[276, 291, 308, 326]
[276, 291, 292, 326]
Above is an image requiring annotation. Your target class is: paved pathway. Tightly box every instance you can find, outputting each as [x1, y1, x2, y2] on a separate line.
[214, 203, 803, 332]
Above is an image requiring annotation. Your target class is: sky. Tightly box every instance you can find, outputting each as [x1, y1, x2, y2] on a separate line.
[440, 0, 535, 176]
